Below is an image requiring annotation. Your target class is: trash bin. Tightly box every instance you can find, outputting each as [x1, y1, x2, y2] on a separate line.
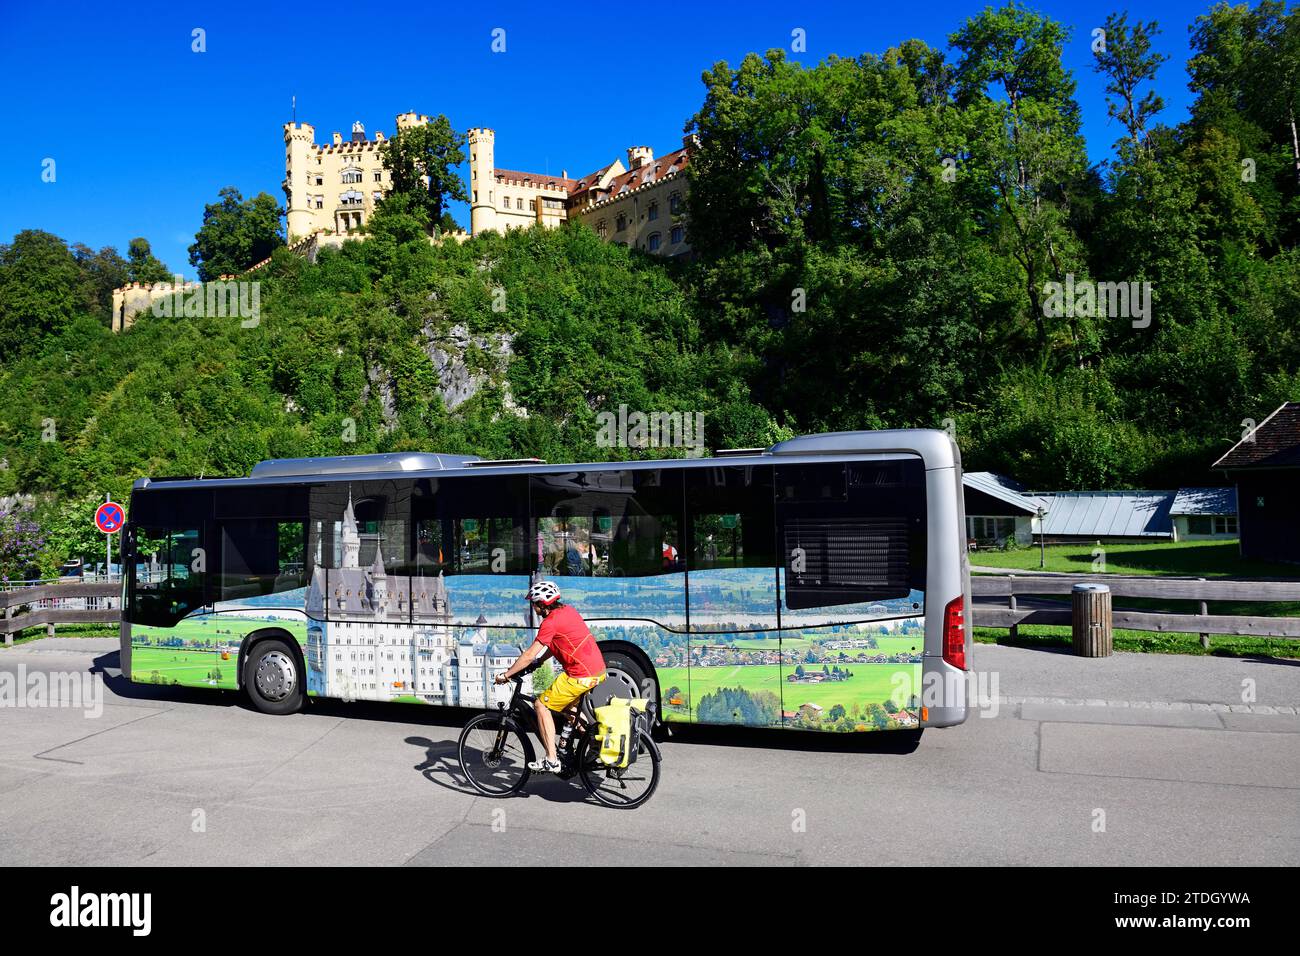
[1071, 583, 1112, 657]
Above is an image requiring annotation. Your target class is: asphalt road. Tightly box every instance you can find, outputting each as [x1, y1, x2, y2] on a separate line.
[1, 637, 1298, 866]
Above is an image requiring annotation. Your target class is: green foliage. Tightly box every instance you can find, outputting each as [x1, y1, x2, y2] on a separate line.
[188, 187, 286, 280]
[127, 237, 171, 284]
[377, 115, 469, 229]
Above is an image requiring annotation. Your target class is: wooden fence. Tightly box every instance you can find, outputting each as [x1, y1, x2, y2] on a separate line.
[971, 574, 1300, 642]
[0, 582, 120, 646]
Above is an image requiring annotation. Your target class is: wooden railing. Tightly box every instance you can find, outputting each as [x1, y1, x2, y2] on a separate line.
[971, 574, 1300, 641]
[0, 582, 121, 646]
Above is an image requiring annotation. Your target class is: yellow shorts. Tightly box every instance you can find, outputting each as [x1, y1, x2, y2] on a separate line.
[540, 671, 606, 712]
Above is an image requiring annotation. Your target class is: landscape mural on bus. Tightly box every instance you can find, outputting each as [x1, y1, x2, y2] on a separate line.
[130, 499, 925, 731]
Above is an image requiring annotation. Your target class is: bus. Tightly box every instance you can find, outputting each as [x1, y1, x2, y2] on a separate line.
[120, 429, 970, 734]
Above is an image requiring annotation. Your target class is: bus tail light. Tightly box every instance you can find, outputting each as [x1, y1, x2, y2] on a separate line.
[942, 595, 966, 671]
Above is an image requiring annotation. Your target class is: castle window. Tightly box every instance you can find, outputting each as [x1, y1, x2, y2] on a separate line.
[374, 171, 382, 182]
[315, 176, 323, 186]
[341, 167, 363, 184]
[647, 202, 659, 221]
[670, 192, 683, 214]
[616, 214, 627, 232]
[596, 220, 608, 239]
[502, 195, 510, 208]
[516, 197, 523, 210]
[647, 232, 661, 252]
[671, 225, 684, 244]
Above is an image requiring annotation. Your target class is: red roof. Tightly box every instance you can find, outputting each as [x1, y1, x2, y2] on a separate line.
[491, 168, 578, 192]
[1213, 402, 1300, 469]
[597, 148, 690, 201]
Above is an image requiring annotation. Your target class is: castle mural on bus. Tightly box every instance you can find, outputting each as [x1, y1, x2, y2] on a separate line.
[130, 495, 924, 731]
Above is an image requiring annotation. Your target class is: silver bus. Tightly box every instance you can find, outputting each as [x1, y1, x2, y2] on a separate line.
[121, 429, 970, 734]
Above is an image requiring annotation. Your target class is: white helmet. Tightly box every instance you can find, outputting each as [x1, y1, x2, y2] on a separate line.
[526, 580, 562, 606]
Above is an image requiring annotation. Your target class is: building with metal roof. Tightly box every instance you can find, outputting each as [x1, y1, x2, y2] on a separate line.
[1213, 402, 1300, 562]
[962, 473, 1240, 547]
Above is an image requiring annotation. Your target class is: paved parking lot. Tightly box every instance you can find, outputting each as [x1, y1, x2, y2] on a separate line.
[2, 638, 1298, 866]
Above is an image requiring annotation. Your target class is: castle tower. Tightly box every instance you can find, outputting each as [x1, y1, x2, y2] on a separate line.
[468, 128, 497, 235]
[341, 492, 361, 568]
[370, 544, 387, 619]
[283, 122, 317, 242]
[627, 146, 654, 169]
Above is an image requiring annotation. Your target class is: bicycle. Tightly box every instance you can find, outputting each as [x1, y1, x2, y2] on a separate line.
[457, 661, 661, 809]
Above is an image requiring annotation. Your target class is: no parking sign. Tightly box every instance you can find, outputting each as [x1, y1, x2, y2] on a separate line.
[94, 501, 125, 534]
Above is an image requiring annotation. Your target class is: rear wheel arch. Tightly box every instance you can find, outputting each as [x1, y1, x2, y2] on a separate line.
[236, 627, 304, 691]
[595, 639, 661, 721]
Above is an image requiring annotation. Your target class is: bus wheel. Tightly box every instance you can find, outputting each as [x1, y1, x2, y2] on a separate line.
[244, 638, 304, 715]
[602, 649, 653, 707]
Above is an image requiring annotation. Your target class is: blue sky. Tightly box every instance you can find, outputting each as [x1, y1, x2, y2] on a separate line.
[1, 0, 1213, 278]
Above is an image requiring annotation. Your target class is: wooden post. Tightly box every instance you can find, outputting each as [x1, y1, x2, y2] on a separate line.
[1008, 591, 1019, 641]
[3, 603, 11, 648]
[1198, 577, 1210, 649]
[1071, 583, 1113, 657]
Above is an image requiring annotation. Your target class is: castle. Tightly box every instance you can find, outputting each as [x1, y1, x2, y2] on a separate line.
[285, 113, 693, 257]
[110, 112, 695, 332]
[304, 492, 517, 706]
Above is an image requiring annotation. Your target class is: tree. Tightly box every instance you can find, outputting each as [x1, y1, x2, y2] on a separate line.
[378, 115, 468, 231]
[73, 243, 130, 320]
[1093, 13, 1168, 152]
[951, 1, 1091, 360]
[188, 187, 285, 281]
[0, 230, 92, 356]
[127, 237, 172, 284]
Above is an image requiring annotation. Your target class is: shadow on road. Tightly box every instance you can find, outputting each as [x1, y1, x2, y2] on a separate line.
[91, 649, 922, 758]
[406, 735, 598, 805]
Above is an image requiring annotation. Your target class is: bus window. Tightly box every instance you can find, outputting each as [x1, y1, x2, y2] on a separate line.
[529, 470, 685, 624]
[684, 465, 777, 629]
[776, 460, 926, 615]
[409, 475, 530, 628]
[308, 481, 411, 623]
[127, 489, 211, 628]
[217, 519, 307, 601]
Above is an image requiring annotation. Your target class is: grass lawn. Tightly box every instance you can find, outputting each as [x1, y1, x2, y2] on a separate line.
[974, 625, 1300, 659]
[971, 539, 1300, 578]
[657, 663, 918, 722]
[1, 623, 119, 647]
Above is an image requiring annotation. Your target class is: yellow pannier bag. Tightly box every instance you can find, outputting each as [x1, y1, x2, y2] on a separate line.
[594, 697, 650, 768]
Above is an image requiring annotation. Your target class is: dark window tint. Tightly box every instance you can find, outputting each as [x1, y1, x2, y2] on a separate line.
[410, 475, 529, 577]
[530, 470, 683, 578]
[127, 489, 212, 627]
[685, 465, 775, 571]
[218, 519, 307, 600]
[776, 460, 925, 610]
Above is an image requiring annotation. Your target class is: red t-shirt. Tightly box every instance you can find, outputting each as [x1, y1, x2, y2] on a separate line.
[536, 604, 606, 678]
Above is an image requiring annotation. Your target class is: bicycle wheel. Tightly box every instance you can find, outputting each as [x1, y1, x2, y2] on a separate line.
[578, 731, 661, 809]
[458, 713, 533, 797]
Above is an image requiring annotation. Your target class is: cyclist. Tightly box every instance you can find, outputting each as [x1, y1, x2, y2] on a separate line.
[495, 580, 607, 773]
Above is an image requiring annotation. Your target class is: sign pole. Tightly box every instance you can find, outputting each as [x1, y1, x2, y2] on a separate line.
[106, 493, 112, 581]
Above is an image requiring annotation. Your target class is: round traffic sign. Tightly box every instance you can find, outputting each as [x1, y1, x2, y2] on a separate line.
[95, 501, 125, 534]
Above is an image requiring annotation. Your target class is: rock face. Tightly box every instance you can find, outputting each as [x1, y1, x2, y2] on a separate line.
[422, 322, 523, 415]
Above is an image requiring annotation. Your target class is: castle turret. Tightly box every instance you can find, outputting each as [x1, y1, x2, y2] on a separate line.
[283, 122, 317, 242]
[627, 146, 654, 169]
[341, 492, 361, 568]
[468, 128, 497, 235]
